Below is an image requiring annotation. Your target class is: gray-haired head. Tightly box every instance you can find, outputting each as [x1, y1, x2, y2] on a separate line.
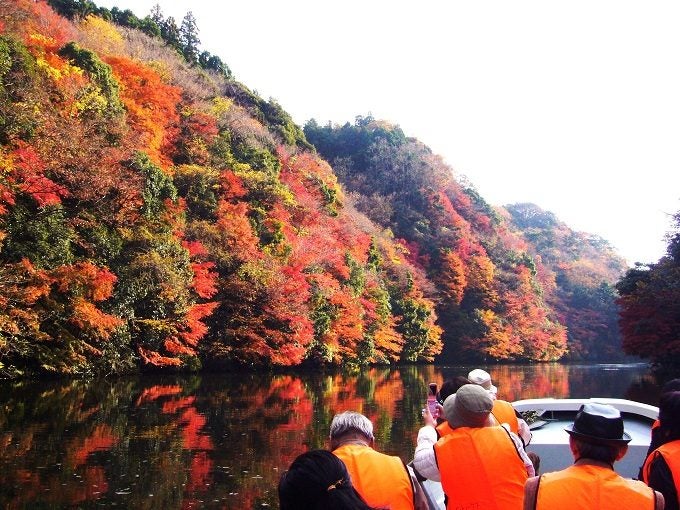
[329, 411, 374, 443]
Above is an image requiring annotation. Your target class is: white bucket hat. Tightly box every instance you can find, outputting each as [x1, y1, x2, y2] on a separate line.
[467, 369, 498, 397]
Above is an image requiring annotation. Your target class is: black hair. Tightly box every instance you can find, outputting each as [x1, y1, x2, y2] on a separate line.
[658, 391, 680, 442]
[278, 450, 377, 510]
[438, 376, 471, 405]
[661, 378, 680, 394]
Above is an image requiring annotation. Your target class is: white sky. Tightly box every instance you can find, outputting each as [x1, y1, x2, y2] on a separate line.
[96, 0, 680, 265]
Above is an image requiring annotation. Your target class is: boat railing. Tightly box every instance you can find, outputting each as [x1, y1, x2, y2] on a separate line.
[512, 397, 658, 421]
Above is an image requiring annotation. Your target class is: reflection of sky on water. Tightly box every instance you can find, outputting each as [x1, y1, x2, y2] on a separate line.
[0, 364, 658, 509]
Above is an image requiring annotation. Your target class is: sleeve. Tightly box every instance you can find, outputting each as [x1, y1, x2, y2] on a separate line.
[523, 475, 541, 510]
[647, 453, 678, 510]
[405, 463, 431, 510]
[517, 417, 533, 447]
[413, 425, 441, 482]
[505, 427, 536, 477]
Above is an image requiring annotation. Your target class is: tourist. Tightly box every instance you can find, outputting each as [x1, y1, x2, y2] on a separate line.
[468, 367, 532, 446]
[330, 411, 427, 510]
[647, 379, 680, 453]
[524, 403, 664, 509]
[434, 375, 470, 436]
[437, 376, 471, 406]
[413, 384, 533, 509]
[278, 449, 377, 510]
[642, 390, 680, 510]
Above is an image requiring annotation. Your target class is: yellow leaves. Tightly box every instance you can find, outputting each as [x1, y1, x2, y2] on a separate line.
[26, 33, 57, 50]
[26, 33, 80, 83]
[234, 166, 296, 205]
[211, 97, 233, 116]
[69, 86, 108, 117]
[0, 148, 13, 174]
[146, 60, 172, 82]
[31, 48, 83, 83]
[237, 260, 273, 288]
[78, 15, 124, 56]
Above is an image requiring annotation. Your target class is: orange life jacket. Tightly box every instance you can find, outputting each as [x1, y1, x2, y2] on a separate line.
[643, 438, 680, 508]
[535, 462, 656, 510]
[333, 443, 415, 510]
[434, 425, 527, 510]
[491, 399, 519, 434]
[436, 420, 454, 438]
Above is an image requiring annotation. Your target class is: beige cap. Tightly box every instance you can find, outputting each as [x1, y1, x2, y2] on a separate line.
[443, 384, 493, 428]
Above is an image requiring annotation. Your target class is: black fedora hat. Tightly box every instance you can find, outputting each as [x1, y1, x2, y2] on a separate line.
[565, 403, 631, 445]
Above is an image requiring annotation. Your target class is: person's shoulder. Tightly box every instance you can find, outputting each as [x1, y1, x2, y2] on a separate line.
[539, 465, 578, 483]
[623, 475, 656, 491]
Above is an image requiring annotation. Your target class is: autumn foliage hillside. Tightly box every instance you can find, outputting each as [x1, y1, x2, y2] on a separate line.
[305, 120, 628, 362]
[0, 1, 633, 379]
[503, 203, 628, 360]
[0, 1, 443, 378]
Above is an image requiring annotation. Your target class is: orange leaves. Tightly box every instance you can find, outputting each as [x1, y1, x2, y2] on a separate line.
[190, 261, 217, 299]
[215, 199, 260, 261]
[52, 261, 117, 302]
[323, 289, 364, 361]
[71, 298, 122, 340]
[138, 346, 182, 367]
[104, 55, 181, 168]
[439, 250, 467, 306]
[178, 302, 219, 347]
[220, 169, 247, 200]
[372, 320, 404, 362]
[50, 262, 121, 340]
[16, 258, 53, 304]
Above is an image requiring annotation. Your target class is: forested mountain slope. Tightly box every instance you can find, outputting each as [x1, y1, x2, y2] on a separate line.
[0, 1, 443, 378]
[305, 120, 628, 362]
[0, 1, 629, 378]
[503, 203, 628, 360]
[617, 211, 680, 368]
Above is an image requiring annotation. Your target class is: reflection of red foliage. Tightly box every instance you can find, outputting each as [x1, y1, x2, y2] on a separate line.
[57, 426, 117, 504]
[162, 395, 196, 414]
[70, 424, 118, 466]
[487, 365, 570, 401]
[180, 407, 213, 451]
[68, 465, 109, 505]
[135, 384, 182, 405]
[185, 451, 212, 492]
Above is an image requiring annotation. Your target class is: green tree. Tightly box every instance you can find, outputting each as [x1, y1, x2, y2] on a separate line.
[617, 212, 680, 367]
[179, 12, 200, 65]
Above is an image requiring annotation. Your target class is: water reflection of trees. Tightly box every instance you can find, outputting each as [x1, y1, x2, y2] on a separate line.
[0, 365, 656, 509]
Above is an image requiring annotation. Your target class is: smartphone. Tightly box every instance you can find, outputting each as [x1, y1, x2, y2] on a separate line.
[427, 382, 438, 418]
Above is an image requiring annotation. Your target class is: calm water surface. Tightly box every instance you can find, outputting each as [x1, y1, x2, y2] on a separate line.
[0, 363, 659, 509]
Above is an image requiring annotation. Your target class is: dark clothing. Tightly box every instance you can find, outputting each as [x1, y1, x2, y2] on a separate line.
[647, 453, 679, 510]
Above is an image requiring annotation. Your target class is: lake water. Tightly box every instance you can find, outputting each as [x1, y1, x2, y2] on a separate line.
[0, 363, 659, 509]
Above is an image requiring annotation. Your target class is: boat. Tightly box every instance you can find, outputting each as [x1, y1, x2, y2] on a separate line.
[410, 397, 658, 510]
